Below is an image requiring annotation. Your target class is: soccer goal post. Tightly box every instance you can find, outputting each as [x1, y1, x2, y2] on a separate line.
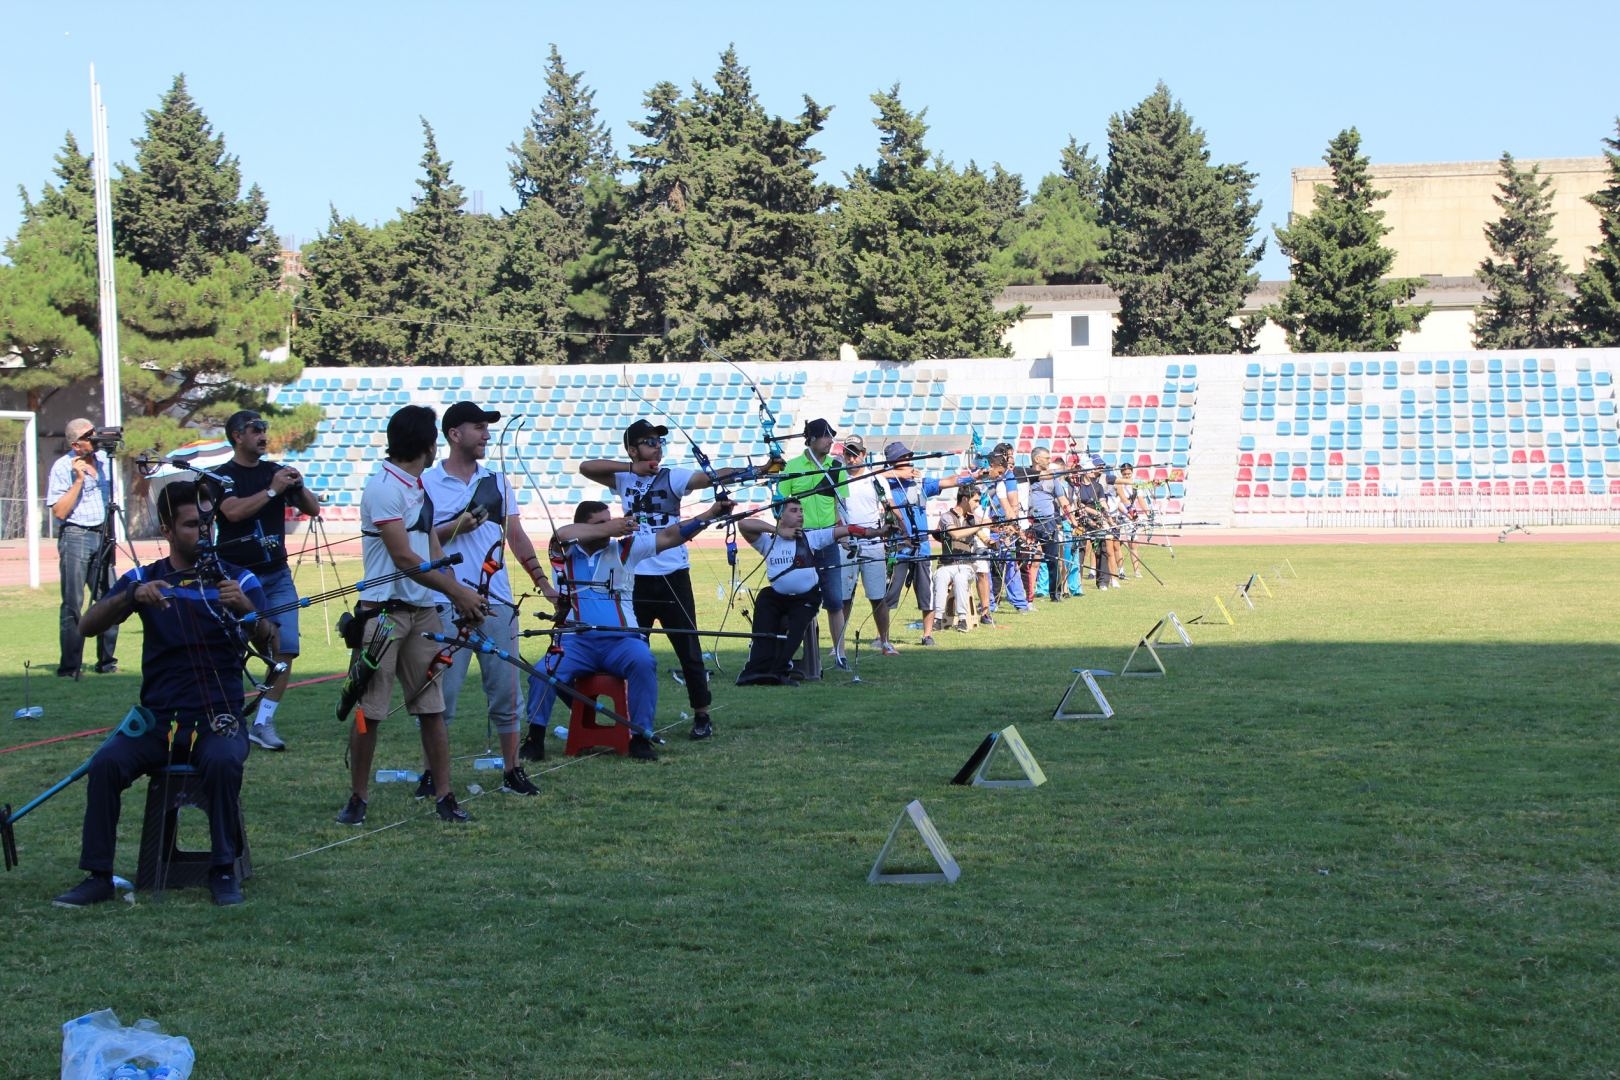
[0, 411, 42, 589]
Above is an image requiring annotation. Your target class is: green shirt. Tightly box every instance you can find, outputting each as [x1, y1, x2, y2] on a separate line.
[778, 450, 847, 529]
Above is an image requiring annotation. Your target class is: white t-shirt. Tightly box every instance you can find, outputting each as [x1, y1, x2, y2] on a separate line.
[842, 470, 886, 530]
[422, 463, 520, 604]
[611, 466, 697, 576]
[360, 461, 437, 607]
[750, 527, 836, 596]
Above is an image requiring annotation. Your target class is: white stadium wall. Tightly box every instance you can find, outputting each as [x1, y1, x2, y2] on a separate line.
[271, 348, 1620, 533]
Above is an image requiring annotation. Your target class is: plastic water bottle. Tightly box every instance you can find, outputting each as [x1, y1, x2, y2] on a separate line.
[150, 1068, 186, 1080]
[108, 1067, 145, 1080]
[552, 725, 569, 740]
[473, 756, 503, 770]
[374, 769, 420, 783]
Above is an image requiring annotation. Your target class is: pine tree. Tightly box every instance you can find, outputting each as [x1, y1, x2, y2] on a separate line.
[613, 49, 840, 362]
[1101, 83, 1264, 355]
[1267, 128, 1429, 352]
[834, 86, 1016, 361]
[19, 132, 97, 234]
[1473, 153, 1572, 349]
[113, 75, 280, 283]
[291, 209, 410, 366]
[508, 45, 617, 231]
[0, 215, 102, 413]
[393, 120, 491, 364]
[1572, 119, 1620, 346]
[990, 139, 1106, 285]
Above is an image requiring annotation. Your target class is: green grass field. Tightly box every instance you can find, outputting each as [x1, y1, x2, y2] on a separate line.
[1, 542, 1617, 1078]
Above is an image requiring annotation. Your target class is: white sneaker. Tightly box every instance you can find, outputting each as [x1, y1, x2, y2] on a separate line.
[879, 641, 901, 657]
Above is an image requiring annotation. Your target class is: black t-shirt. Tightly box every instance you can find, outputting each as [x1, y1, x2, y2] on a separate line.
[216, 459, 287, 571]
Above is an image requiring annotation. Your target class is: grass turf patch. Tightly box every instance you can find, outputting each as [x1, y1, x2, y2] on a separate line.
[0, 542, 1616, 1077]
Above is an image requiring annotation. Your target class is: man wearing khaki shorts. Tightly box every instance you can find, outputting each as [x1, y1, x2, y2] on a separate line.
[336, 405, 486, 826]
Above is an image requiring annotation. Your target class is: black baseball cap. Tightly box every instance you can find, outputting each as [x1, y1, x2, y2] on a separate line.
[225, 410, 263, 439]
[804, 418, 837, 440]
[441, 401, 501, 434]
[624, 419, 670, 446]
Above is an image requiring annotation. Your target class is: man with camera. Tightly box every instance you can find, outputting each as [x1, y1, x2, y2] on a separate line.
[217, 409, 322, 751]
[46, 418, 119, 679]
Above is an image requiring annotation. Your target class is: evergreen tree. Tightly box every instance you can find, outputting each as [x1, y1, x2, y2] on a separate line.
[393, 120, 492, 364]
[19, 132, 97, 234]
[483, 200, 573, 365]
[1101, 83, 1264, 355]
[113, 75, 280, 283]
[613, 49, 839, 362]
[508, 45, 617, 231]
[1473, 152, 1572, 349]
[0, 215, 102, 413]
[291, 209, 411, 366]
[1267, 127, 1429, 352]
[1572, 119, 1620, 346]
[834, 86, 1016, 361]
[989, 139, 1106, 285]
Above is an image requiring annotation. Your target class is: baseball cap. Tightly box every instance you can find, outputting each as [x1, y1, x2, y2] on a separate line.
[225, 410, 263, 439]
[1090, 454, 1108, 470]
[803, 418, 837, 440]
[884, 441, 913, 463]
[65, 418, 95, 442]
[841, 434, 867, 457]
[624, 419, 670, 446]
[441, 401, 501, 434]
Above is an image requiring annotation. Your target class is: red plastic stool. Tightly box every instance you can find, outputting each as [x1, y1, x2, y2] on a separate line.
[564, 673, 630, 756]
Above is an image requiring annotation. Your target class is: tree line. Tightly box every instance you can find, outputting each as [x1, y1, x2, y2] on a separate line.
[3, 48, 1619, 451]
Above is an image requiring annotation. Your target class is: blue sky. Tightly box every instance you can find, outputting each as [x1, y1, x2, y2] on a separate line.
[3, 0, 1615, 278]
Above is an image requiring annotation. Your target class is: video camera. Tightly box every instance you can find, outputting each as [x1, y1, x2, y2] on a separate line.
[88, 426, 124, 452]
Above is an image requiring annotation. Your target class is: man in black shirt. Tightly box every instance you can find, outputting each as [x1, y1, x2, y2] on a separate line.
[216, 410, 321, 751]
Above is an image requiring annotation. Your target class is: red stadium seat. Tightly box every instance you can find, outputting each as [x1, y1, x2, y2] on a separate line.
[1145, 394, 1160, 408]
[1550, 463, 1565, 478]
[1531, 480, 1548, 496]
[1236, 467, 1253, 482]
[1016, 440, 1033, 455]
[1365, 466, 1380, 480]
[1551, 480, 1566, 495]
[1328, 452, 1344, 466]
[1291, 467, 1307, 481]
[1458, 481, 1474, 497]
[1238, 453, 1254, 467]
[1124, 424, 1139, 438]
[1060, 396, 1075, 410]
[1235, 483, 1251, 498]
[1365, 482, 1379, 496]
[1257, 453, 1273, 468]
[1571, 480, 1586, 495]
[1127, 395, 1143, 409]
[1019, 425, 1035, 438]
[1056, 409, 1072, 424]
[1253, 483, 1271, 498]
[1037, 425, 1053, 439]
[1529, 449, 1545, 463]
[1511, 450, 1527, 465]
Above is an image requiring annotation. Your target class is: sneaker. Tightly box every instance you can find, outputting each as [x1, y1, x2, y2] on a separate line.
[518, 725, 547, 762]
[955, 619, 969, 633]
[651, 732, 667, 746]
[52, 875, 115, 908]
[690, 714, 714, 740]
[249, 721, 286, 751]
[979, 614, 996, 627]
[1136, 570, 1144, 579]
[628, 734, 658, 761]
[501, 766, 539, 796]
[435, 793, 470, 822]
[879, 641, 901, 657]
[833, 655, 850, 671]
[209, 867, 244, 906]
[94, 663, 118, 675]
[55, 668, 80, 679]
[918, 635, 937, 647]
[335, 794, 368, 826]
[413, 769, 434, 800]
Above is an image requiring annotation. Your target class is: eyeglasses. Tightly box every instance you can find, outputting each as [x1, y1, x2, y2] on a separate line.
[632, 437, 666, 449]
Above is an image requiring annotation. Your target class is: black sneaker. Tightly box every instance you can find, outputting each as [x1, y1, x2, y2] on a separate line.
[209, 867, 244, 906]
[518, 725, 547, 762]
[435, 793, 470, 822]
[336, 794, 367, 825]
[979, 614, 996, 627]
[52, 875, 115, 908]
[94, 663, 119, 675]
[690, 714, 713, 740]
[501, 766, 539, 796]
[628, 734, 658, 761]
[955, 619, 969, 633]
[413, 769, 434, 800]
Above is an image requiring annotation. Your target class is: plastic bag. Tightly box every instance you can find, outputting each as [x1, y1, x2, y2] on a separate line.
[61, 1008, 195, 1080]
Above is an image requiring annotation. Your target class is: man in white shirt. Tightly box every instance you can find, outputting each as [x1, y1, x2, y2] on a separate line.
[336, 405, 486, 827]
[423, 400, 558, 798]
[735, 499, 882, 686]
[835, 435, 899, 656]
[45, 418, 118, 678]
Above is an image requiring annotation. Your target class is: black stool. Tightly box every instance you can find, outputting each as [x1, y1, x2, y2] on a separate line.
[135, 764, 252, 892]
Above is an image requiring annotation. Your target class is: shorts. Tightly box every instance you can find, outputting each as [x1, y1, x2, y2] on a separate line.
[843, 541, 888, 602]
[355, 604, 448, 722]
[255, 566, 300, 656]
[812, 541, 844, 613]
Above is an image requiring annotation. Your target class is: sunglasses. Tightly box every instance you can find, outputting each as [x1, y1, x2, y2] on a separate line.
[632, 437, 667, 449]
[241, 421, 269, 435]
